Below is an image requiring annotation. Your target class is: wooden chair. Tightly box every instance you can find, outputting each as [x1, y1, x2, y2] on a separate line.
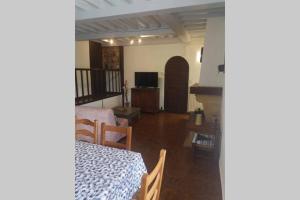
[101, 122, 132, 150]
[134, 149, 167, 200]
[75, 118, 98, 144]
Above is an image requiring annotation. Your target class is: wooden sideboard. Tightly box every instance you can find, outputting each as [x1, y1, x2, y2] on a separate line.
[131, 87, 159, 113]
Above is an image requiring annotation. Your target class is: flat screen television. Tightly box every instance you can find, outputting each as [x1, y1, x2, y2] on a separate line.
[135, 72, 158, 87]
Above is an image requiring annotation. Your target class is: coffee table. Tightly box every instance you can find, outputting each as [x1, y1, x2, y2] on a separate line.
[113, 106, 141, 125]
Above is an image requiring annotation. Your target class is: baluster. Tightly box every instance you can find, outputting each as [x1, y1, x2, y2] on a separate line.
[111, 71, 115, 93]
[92, 69, 95, 97]
[109, 70, 112, 93]
[118, 71, 120, 93]
[116, 71, 118, 93]
[80, 70, 84, 97]
[106, 70, 110, 93]
[75, 70, 78, 98]
[86, 69, 90, 96]
[117, 71, 120, 93]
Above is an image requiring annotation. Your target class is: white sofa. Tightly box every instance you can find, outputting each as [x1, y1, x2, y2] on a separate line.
[75, 106, 128, 144]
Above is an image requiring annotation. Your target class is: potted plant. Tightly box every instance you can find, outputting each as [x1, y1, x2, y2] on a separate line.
[194, 107, 203, 125]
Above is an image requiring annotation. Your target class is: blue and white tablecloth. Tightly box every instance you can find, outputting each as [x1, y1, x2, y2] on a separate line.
[75, 141, 147, 200]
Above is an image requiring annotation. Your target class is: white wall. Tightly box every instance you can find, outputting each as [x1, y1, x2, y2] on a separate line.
[197, 17, 225, 199]
[184, 42, 205, 111]
[124, 39, 204, 111]
[219, 92, 225, 200]
[200, 17, 225, 86]
[75, 41, 90, 68]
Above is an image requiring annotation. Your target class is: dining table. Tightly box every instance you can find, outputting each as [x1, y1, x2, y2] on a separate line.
[75, 140, 147, 200]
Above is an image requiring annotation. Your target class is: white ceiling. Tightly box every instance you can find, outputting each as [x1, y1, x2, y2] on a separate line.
[75, 0, 225, 46]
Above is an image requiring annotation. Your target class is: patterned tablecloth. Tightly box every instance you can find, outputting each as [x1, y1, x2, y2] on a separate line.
[75, 141, 147, 200]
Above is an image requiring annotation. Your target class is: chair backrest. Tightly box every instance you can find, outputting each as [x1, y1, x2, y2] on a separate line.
[139, 149, 166, 200]
[75, 118, 98, 144]
[101, 122, 132, 150]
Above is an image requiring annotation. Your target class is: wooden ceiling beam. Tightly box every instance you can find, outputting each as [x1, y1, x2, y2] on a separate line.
[82, 0, 100, 9]
[123, 0, 133, 4]
[177, 7, 225, 16]
[157, 14, 191, 43]
[76, 28, 174, 40]
[103, 0, 115, 7]
[147, 15, 162, 28]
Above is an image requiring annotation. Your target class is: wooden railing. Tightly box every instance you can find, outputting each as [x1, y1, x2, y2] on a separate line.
[75, 68, 122, 105]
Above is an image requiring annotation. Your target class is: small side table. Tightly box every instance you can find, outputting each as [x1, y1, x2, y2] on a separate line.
[187, 113, 221, 161]
[112, 107, 141, 125]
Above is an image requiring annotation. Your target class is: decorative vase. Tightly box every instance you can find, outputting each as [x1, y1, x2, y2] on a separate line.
[195, 113, 202, 125]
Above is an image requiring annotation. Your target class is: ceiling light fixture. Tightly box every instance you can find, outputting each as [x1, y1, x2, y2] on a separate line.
[140, 35, 157, 38]
[130, 40, 134, 45]
[102, 39, 109, 42]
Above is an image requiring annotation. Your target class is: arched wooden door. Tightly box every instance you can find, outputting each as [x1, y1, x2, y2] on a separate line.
[164, 56, 189, 113]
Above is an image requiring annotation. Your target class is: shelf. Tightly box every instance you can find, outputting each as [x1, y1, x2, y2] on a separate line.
[187, 113, 221, 160]
[192, 132, 215, 152]
[186, 112, 218, 134]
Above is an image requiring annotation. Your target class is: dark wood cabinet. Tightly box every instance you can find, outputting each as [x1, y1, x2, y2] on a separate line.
[131, 88, 159, 113]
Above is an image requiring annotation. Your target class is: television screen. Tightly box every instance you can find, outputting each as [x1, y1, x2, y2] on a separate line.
[135, 72, 158, 87]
